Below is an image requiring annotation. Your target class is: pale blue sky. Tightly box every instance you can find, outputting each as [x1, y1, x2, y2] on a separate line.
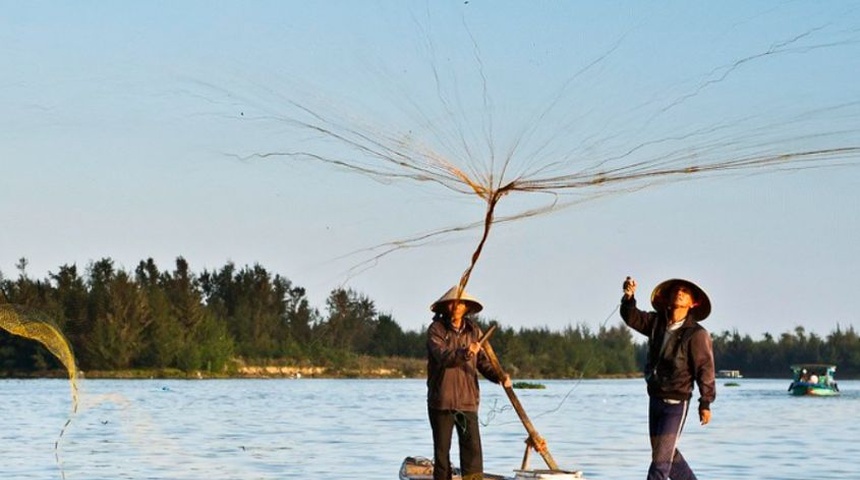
[2, 1, 858, 339]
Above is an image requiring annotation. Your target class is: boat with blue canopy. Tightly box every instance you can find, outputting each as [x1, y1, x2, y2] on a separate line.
[788, 364, 840, 396]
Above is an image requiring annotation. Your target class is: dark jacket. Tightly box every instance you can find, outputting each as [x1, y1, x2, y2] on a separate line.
[426, 316, 502, 411]
[620, 295, 716, 411]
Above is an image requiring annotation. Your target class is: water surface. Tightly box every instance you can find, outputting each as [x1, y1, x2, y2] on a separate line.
[1, 378, 856, 479]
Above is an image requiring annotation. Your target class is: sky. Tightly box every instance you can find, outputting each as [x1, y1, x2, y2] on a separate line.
[2, 1, 859, 340]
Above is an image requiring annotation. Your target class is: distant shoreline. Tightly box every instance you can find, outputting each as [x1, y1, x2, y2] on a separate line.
[2, 369, 643, 380]
[2, 360, 645, 380]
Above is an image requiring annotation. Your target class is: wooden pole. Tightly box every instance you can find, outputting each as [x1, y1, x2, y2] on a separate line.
[482, 341, 559, 471]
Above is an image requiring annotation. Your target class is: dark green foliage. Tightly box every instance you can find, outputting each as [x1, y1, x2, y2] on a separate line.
[711, 325, 860, 378]
[474, 321, 639, 378]
[0, 257, 858, 378]
[513, 381, 546, 389]
[320, 288, 377, 354]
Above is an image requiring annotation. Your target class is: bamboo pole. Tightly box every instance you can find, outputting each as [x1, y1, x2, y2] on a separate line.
[482, 340, 559, 471]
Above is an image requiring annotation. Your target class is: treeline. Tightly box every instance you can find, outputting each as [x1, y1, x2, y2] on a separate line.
[711, 326, 860, 378]
[1, 257, 858, 379]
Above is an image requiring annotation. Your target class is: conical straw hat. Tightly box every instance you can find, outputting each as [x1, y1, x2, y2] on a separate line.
[650, 278, 711, 321]
[430, 286, 484, 314]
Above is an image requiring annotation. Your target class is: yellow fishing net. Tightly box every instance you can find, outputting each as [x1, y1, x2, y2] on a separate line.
[0, 304, 78, 406]
[0, 303, 78, 479]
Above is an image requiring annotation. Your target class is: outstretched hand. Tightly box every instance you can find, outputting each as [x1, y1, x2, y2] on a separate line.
[623, 276, 637, 298]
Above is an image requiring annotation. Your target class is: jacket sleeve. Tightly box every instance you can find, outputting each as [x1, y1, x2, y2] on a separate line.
[691, 328, 716, 410]
[427, 321, 468, 368]
[470, 325, 502, 383]
[620, 295, 656, 337]
[476, 348, 503, 384]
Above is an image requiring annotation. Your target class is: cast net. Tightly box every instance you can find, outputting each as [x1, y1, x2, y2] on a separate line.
[207, 15, 860, 299]
[0, 304, 78, 479]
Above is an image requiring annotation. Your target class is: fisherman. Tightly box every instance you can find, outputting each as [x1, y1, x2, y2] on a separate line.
[426, 286, 511, 480]
[620, 277, 716, 480]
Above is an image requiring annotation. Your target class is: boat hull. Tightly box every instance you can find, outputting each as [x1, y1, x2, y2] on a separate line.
[399, 457, 584, 480]
[789, 383, 839, 396]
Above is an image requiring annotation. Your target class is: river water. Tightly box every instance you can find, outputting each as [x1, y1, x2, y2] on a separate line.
[0, 377, 856, 479]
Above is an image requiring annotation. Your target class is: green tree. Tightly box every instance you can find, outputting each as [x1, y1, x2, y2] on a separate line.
[89, 269, 150, 369]
[368, 313, 404, 356]
[135, 258, 183, 368]
[319, 288, 378, 354]
[283, 285, 316, 357]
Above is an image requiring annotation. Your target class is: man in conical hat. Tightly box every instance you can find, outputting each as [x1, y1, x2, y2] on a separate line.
[426, 285, 511, 480]
[619, 277, 716, 480]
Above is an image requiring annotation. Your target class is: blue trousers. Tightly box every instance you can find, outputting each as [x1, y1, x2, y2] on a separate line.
[647, 397, 697, 480]
[429, 408, 483, 480]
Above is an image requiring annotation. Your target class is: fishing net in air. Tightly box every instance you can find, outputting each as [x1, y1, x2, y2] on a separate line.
[199, 5, 860, 301]
[0, 303, 79, 479]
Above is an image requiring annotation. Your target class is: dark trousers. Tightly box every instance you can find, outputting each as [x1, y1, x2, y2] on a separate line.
[429, 408, 483, 480]
[647, 397, 697, 480]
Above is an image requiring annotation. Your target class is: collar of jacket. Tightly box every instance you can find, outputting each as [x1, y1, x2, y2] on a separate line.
[660, 309, 700, 327]
[445, 316, 477, 334]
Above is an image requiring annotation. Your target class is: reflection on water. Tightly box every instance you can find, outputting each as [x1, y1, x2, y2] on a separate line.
[1, 378, 857, 479]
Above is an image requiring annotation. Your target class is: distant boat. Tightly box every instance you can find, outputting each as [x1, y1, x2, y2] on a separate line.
[788, 364, 840, 396]
[716, 369, 743, 379]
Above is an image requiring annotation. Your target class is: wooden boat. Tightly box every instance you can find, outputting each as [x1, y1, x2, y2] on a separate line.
[402, 328, 586, 479]
[399, 456, 584, 480]
[788, 364, 840, 396]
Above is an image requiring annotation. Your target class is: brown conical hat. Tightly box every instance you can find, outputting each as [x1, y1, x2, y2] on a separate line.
[430, 286, 484, 314]
[650, 278, 711, 321]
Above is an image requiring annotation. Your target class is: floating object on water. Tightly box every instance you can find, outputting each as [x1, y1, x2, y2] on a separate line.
[788, 364, 839, 396]
[513, 382, 547, 390]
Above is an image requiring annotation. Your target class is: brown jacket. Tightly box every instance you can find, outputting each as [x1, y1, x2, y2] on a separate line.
[621, 295, 716, 411]
[426, 317, 502, 411]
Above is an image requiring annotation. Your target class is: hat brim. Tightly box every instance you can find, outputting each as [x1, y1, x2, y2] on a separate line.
[650, 278, 711, 321]
[430, 286, 484, 314]
[431, 299, 483, 314]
